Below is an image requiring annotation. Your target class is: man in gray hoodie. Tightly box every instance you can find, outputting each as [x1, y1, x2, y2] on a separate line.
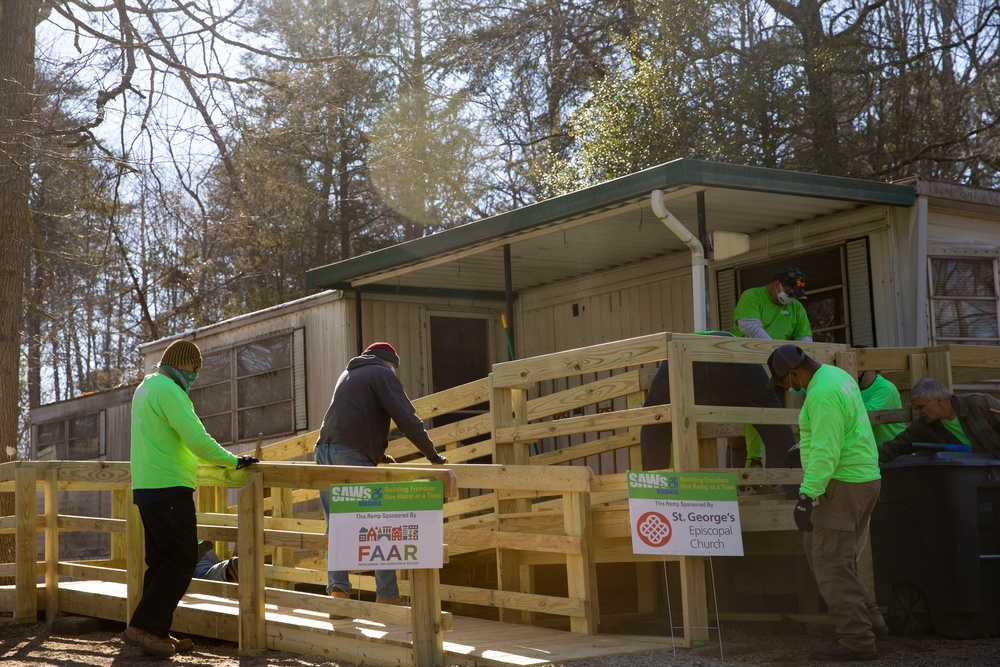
[314, 342, 446, 614]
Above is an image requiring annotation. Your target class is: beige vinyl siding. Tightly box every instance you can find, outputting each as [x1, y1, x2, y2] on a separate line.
[927, 207, 1000, 246]
[516, 252, 694, 474]
[865, 228, 900, 346]
[105, 402, 132, 461]
[518, 252, 695, 356]
[357, 293, 508, 398]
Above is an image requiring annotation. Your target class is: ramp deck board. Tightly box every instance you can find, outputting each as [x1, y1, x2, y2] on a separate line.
[39, 581, 673, 666]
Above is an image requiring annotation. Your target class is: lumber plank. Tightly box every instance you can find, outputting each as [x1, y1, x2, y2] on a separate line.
[438, 583, 587, 617]
[411, 568, 446, 665]
[526, 371, 644, 421]
[14, 466, 37, 623]
[670, 341, 699, 472]
[237, 471, 266, 654]
[530, 432, 638, 466]
[448, 463, 593, 493]
[125, 490, 143, 622]
[444, 528, 584, 554]
[492, 333, 670, 386]
[44, 469, 58, 621]
[410, 376, 492, 418]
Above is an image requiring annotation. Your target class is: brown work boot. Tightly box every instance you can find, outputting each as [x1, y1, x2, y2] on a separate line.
[225, 556, 239, 583]
[329, 588, 351, 619]
[165, 635, 194, 652]
[196, 540, 214, 562]
[811, 643, 878, 661]
[120, 625, 175, 657]
[375, 596, 407, 606]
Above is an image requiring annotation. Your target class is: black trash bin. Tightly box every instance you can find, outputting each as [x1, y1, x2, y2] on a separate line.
[871, 451, 1000, 638]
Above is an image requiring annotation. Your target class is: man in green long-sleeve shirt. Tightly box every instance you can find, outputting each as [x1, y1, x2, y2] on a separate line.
[766, 345, 884, 662]
[122, 339, 257, 657]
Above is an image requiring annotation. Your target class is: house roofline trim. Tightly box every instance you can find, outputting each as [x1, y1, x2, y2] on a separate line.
[305, 158, 915, 289]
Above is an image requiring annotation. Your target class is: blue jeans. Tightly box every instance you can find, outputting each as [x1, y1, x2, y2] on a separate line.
[193, 550, 230, 582]
[315, 443, 400, 599]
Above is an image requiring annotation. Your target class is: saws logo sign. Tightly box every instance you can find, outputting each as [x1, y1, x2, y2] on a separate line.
[327, 480, 444, 570]
[636, 511, 673, 548]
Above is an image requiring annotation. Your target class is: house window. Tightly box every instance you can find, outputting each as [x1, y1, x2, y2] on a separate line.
[189, 328, 307, 444]
[34, 411, 105, 460]
[928, 257, 1000, 345]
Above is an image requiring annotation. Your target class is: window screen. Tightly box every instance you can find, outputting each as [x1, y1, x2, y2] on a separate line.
[929, 257, 1000, 345]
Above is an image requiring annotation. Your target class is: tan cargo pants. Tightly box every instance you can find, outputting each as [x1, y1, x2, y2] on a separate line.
[804, 477, 883, 652]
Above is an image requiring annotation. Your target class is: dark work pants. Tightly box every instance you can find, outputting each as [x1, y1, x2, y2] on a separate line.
[129, 492, 199, 637]
[640, 360, 797, 470]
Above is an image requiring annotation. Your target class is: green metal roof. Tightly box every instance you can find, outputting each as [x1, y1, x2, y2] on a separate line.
[306, 158, 915, 293]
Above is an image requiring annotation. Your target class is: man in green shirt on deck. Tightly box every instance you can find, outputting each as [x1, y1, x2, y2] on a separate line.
[766, 344, 884, 662]
[732, 266, 812, 342]
[732, 267, 812, 468]
[878, 377, 1000, 462]
[858, 368, 906, 446]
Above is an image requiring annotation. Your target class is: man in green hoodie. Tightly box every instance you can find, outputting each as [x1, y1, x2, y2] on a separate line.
[766, 344, 884, 662]
[122, 339, 257, 657]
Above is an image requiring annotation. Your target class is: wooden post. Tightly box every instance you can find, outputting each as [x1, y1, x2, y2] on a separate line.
[14, 465, 38, 624]
[927, 349, 953, 389]
[410, 567, 445, 666]
[908, 353, 928, 387]
[627, 388, 656, 614]
[271, 486, 294, 589]
[836, 349, 858, 379]
[667, 340, 698, 472]
[626, 389, 645, 472]
[125, 488, 143, 623]
[679, 556, 708, 644]
[491, 376, 531, 624]
[667, 339, 709, 643]
[110, 489, 127, 563]
[564, 488, 598, 633]
[44, 467, 59, 621]
[238, 471, 266, 655]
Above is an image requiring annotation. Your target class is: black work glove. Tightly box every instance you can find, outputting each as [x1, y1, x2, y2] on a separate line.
[794, 494, 814, 532]
[236, 455, 259, 470]
[381, 453, 396, 464]
[429, 454, 447, 465]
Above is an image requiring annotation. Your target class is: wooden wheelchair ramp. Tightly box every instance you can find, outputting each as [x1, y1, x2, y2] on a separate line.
[51, 580, 672, 666]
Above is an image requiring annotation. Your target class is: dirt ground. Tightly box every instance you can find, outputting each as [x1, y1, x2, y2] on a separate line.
[1, 616, 999, 667]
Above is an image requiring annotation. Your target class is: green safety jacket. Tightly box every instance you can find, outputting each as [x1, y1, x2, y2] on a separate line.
[130, 371, 238, 490]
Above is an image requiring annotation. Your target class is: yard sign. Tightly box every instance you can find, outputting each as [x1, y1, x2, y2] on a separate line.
[327, 480, 444, 570]
[627, 471, 744, 556]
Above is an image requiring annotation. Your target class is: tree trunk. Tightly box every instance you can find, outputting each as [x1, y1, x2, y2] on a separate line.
[0, 0, 39, 580]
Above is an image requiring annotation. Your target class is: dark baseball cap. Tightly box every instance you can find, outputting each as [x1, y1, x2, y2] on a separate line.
[774, 267, 807, 299]
[766, 344, 806, 388]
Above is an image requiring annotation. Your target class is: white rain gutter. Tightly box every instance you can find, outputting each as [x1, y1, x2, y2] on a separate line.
[651, 190, 709, 332]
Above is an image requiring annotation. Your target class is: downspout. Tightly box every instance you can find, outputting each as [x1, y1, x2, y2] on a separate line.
[354, 287, 364, 355]
[651, 190, 709, 332]
[914, 196, 929, 346]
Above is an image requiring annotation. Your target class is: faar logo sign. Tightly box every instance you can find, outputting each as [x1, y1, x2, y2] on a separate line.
[327, 480, 443, 570]
[636, 511, 673, 548]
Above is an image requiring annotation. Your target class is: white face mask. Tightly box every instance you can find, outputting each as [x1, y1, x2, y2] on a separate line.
[776, 289, 794, 305]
